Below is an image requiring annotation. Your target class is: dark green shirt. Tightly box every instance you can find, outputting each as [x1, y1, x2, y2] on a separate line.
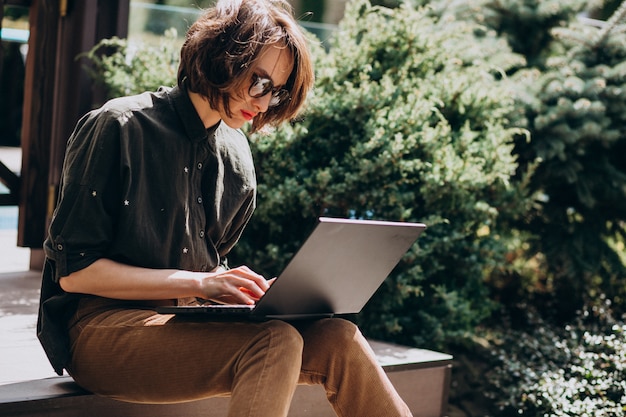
[37, 85, 257, 375]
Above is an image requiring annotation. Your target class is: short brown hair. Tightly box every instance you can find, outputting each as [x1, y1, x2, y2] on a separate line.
[178, 0, 314, 132]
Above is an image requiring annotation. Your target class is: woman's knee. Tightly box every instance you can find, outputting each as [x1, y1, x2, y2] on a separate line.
[304, 318, 366, 351]
[298, 319, 374, 384]
[234, 321, 303, 381]
[263, 320, 305, 356]
[321, 318, 361, 342]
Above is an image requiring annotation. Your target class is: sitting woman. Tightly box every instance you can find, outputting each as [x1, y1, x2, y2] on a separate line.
[37, 1, 413, 416]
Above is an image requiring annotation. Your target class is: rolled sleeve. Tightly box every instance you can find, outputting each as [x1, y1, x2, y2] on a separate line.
[45, 109, 122, 281]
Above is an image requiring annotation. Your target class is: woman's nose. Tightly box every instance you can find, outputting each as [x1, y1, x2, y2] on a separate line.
[251, 93, 272, 113]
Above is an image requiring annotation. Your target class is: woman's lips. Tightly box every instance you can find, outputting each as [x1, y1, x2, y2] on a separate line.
[241, 110, 256, 121]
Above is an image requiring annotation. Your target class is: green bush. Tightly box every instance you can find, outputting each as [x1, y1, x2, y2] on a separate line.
[507, 4, 626, 318]
[82, 28, 180, 100]
[484, 304, 626, 416]
[461, 0, 589, 67]
[421, 0, 626, 320]
[230, 0, 528, 348]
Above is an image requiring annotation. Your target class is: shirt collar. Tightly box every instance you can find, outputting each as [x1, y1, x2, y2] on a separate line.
[168, 82, 218, 142]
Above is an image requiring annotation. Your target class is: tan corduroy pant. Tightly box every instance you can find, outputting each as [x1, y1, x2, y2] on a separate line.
[66, 297, 412, 417]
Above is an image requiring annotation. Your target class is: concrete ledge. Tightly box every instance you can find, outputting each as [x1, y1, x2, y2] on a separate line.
[0, 341, 452, 417]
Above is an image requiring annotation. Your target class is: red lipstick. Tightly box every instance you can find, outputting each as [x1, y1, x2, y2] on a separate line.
[241, 110, 256, 121]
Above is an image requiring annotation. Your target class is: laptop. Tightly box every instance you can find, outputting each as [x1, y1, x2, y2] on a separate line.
[156, 217, 426, 320]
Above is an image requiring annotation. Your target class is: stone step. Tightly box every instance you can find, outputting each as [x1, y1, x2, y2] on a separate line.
[0, 340, 452, 417]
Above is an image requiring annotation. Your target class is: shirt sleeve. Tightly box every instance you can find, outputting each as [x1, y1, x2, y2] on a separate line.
[44, 108, 123, 281]
[212, 127, 257, 265]
[218, 189, 256, 260]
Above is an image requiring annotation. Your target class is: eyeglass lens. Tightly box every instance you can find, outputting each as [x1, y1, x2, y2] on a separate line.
[249, 75, 289, 107]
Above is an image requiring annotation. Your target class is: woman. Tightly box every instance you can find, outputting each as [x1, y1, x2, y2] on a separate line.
[37, 1, 412, 416]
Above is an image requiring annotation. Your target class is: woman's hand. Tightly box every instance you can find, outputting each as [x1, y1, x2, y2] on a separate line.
[198, 265, 271, 305]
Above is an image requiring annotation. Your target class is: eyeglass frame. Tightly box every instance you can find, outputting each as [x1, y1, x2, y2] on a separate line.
[248, 73, 290, 107]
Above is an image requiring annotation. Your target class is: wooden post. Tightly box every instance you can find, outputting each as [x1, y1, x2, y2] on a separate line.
[18, 0, 59, 250]
[18, 0, 129, 255]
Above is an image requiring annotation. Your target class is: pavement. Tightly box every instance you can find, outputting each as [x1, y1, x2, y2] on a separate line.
[0, 147, 60, 385]
[0, 228, 58, 385]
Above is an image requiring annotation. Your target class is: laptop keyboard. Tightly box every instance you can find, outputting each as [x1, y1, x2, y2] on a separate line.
[203, 304, 255, 314]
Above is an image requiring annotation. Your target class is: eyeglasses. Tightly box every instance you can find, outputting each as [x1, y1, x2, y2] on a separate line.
[248, 74, 290, 107]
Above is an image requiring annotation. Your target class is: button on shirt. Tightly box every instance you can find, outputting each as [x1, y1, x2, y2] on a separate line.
[37, 85, 257, 375]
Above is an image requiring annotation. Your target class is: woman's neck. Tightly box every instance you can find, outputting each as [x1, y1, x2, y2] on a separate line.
[188, 91, 221, 129]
